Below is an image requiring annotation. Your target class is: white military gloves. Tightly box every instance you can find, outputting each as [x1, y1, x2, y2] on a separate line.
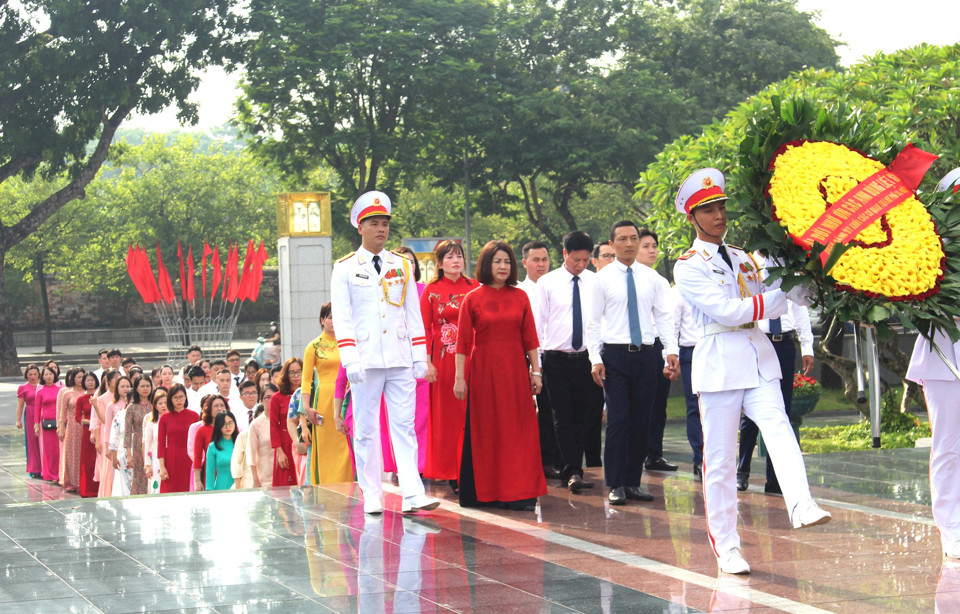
[346, 363, 366, 384]
[412, 361, 427, 380]
[785, 282, 817, 307]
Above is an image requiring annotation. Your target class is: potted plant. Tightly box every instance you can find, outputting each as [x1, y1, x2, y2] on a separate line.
[791, 373, 822, 418]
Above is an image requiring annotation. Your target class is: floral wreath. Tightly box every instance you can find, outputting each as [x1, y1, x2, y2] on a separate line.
[735, 96, 960, 340]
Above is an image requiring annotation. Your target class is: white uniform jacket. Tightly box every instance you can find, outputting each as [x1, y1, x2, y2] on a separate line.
[673, 239, 789, 394]
[906, 325, 960, 384]
[331, 246, 427, 370]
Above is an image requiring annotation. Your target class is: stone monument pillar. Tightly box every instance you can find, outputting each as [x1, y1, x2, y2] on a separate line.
[276, 192, 333, 364]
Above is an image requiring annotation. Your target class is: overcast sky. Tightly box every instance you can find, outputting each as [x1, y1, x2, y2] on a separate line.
[125, 0, 959, 133]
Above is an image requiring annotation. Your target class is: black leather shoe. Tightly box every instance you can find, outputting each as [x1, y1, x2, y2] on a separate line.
[693, 464, 702, 482]
[567, 475, 595, 493]
[644, 457, 678, 472]
[608, 487, 627, 505]
[544, 466, 562, 480]
[624, 486, 654, 501]
[736, 472, 749, 492]
[764, 481, 782, 495]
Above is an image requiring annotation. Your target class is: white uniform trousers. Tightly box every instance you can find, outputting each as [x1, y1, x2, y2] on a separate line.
[921, 380, 960, 547]
[699, 377, 813, 556]
[351, 366, 425, 505]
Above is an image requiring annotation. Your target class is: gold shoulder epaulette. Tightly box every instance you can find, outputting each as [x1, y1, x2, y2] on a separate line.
[725, 244, 742, 251]
[677, 248, 697, 261]
[335, 251, 356, 263]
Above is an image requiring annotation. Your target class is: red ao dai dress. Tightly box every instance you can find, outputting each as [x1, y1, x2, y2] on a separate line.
[456, 284, 546, 507]
[157, 408, 201, 493]
[420, 275, 476, 480]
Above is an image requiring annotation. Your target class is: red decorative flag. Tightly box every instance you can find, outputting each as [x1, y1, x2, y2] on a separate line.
[177, 240, 187, 303]
[186, 245, 196, 302]
[201, 242, 212, 299]
[888, 143, 939, 191]
[142, 244, 160, 304]
[210, 245, 223, 302]
[155, 242, 176, 304]
[250, 241, 267, 302]
[126, 244, 148, 302]
[237, 240, 256, 301]
[225, 242, 241, 302]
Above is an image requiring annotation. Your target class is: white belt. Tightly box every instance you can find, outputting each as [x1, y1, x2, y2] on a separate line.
[702, 322, 756, 336]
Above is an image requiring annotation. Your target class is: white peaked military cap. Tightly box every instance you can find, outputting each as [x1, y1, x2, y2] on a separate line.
[675, 168, 728, 215]
[937, 167, 960, 193]
[350, 190, 392, 228]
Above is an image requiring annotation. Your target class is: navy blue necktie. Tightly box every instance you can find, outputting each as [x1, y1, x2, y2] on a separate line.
[770, 317, 783, 335]
[373, 255, 381, 274]
[626, 266, 643, 346]
[571, 276, 582, 350]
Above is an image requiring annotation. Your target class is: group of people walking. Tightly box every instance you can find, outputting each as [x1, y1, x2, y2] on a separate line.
[14, 170, 960, 576]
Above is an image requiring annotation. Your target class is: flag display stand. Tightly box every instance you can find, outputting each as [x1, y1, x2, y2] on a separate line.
[126, 240, 267, 363]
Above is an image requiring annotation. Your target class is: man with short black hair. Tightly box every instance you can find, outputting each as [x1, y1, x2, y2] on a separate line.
[238, 380, 259, 431]
[226, 350, 245, 387]
[214, 369, 245, 430]
[636, 228, 679, 474]
[107, 349, 123, 374]
[536, 231, 603, 493]
[591, 242, 615, 272]
[587, 220, 678, 506]
[121, 356, 138, 373]
[93, 349, 110, 380]
[518, 241, 561, 480]
[186, 365, 207, 411]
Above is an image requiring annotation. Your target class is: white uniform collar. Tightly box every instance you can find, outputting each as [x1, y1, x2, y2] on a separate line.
[357, 245, 391, 265]
[692, 238, 723, 262]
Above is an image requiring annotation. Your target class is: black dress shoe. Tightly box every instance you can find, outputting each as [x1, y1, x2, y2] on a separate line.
[736, 472, 749, 492]
[764, 481, 782, 495]
[624, 486, 654, 501]
[567, 475, 595, 493]
[608, 487, 627, 505]
[644, 457, 678, 472]
[544, 466, 562, 480]
[448, 479, 459, 494]
[693, 463, 702, 482]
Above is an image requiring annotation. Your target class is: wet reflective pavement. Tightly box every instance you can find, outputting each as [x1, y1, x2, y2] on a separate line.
[1, 428, 957, 613]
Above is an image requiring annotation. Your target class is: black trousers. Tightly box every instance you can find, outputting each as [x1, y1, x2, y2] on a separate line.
[737, 336, 797, 486]
[645, 338, 672, 461]
[543, 351, 605, 482]
[679, 345, 703, 465]
[601, 345, 657, 488]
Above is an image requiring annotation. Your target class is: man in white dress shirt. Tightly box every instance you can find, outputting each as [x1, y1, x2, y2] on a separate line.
[671, 286, 703, 480]
[519, 241, 561, 481]
[535, 231, 603, 493]
[331, 190, 438, 516]
[636, 228, 680, 474]
[672, 168, 830, 575]
[586, 220, 678, 506]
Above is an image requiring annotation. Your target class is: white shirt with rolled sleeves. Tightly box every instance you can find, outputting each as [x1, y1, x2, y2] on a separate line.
[586, 259, 677, 366]
[331, 246, 427, 370]
[670, 285, 700, 348]
[535, 267, 595, 352]
[673, 239, 789, 393]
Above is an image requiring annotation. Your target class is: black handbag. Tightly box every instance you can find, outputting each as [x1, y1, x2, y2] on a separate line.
[41, 419, 57, 431]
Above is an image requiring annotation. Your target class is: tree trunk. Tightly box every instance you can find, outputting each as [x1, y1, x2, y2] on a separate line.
[0, 248, 21, 375]
[37, 257, 53, 353]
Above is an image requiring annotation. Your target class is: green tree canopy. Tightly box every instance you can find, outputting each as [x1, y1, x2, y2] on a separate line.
[635, 43, 960, 258]
[0, 0, 243, 374]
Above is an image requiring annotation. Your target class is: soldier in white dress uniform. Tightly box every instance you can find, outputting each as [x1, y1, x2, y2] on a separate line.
[672, 168, 831, 575]
[906, 166, 960, 560]
[331, 191, 440, 515]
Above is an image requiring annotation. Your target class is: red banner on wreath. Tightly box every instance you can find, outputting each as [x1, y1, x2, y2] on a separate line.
[797, 145, 938, 264]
